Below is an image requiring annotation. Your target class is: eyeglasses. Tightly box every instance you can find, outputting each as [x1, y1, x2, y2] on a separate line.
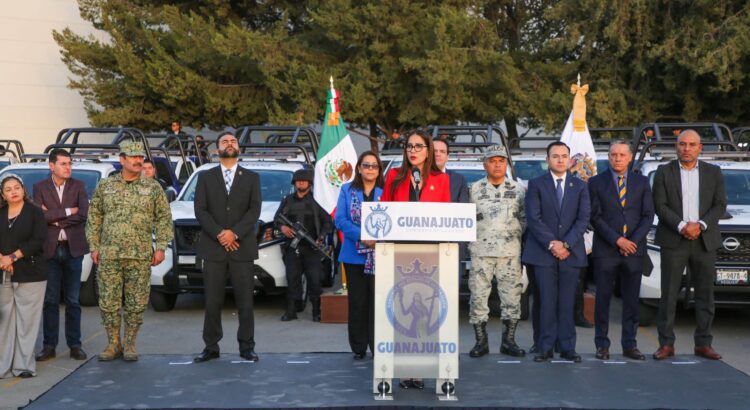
[406, 144, 426, 152]
[360, 163, 379, 170]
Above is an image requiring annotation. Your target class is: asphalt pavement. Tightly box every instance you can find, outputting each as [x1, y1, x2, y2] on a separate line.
[4, 291, 750, 410]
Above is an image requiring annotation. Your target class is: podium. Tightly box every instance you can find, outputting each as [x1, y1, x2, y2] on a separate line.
[361, 202, 476, 400]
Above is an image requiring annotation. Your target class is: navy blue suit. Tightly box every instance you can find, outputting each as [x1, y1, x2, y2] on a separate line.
[522, 172, 590, 354]
[589, 170, 654, 350]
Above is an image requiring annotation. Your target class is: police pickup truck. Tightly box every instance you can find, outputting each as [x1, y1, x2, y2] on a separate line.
[149, 158, 311, 311]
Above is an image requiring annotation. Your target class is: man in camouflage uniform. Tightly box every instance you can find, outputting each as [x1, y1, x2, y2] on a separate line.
[468, 145, 526, 358]
[86, 141, 172, 361]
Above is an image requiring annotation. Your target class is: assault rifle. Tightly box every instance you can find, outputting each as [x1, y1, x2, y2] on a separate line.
[275, 213, 332, 261]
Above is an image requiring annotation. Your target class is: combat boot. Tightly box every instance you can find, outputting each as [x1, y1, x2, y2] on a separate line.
[98, 325, 123, 361]
[469, 322, 489, 358]
[123, 325, 140, 361]
[281, 298, 298, 321]
[500, 319, 526, 357]
[311, 297, 321, 322]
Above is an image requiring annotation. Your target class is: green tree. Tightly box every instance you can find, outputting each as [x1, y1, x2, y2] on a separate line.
[548, 0, 750, 127]
[55, 0, 523, 148]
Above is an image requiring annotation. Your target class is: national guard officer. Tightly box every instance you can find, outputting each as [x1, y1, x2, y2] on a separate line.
[86, 141, 172, 362]
[274, 169, 333, 322]
[468, 145, 526, 358]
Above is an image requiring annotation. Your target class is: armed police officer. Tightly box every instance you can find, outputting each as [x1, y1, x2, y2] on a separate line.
[468, 146, 526, 358]
[86, 141, 172, 362]
[275, 169, 333, 322]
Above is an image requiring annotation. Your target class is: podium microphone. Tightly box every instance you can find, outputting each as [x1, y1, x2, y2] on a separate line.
[411, 166, 421, 191]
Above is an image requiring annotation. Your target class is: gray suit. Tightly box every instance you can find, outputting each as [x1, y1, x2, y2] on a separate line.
[652, 160, 726, 347]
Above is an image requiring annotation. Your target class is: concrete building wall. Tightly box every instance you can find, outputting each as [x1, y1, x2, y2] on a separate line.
[0, 1, 97, 155]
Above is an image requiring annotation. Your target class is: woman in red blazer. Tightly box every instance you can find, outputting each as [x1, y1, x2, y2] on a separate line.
[382, 129, 450, 203]
[382, 129, 449, 391]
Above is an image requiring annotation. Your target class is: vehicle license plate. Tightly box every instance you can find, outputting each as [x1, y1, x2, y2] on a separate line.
[715, 269, 748, 285]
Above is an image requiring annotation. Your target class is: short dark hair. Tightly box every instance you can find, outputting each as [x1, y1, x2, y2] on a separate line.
[172, 120, 181, 125]
[432, 138, 450, 154]
[351, 151, 384, 191]
[48, 148, 71, 164]
[217, 131, 237, 144]
[143, 159, 153, 165]
[546, 141, 570, 157]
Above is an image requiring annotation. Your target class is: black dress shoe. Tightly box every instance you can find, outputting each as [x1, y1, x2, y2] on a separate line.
[194, 350, 220, 363]
[240, 349, 259, 362]
[353, 352, 366, 360]
[399, 378, 424, 389]
[281, 312, 298, 321]
[623, 348, 646, 361]
[36, 346, 55, 362]
[595, 347, 610, 360]
[560, 350, 582, 363]
[70, 347, 87, 360]
[18, 371, 34, 378]
[534, 351, 553, 362]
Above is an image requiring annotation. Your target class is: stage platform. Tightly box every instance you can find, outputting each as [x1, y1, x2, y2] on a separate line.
[24, 352, 750, 409]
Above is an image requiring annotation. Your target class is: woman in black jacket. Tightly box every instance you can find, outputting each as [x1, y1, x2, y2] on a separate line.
[0, 174, 48, 379]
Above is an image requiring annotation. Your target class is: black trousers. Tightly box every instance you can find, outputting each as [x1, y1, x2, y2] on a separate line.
[202, 260, 255, 353]
[345, 263, 375, 355]
[593, 256, 643, 350]
[657, 241, 716, 347]
[283, 245, 323, 302]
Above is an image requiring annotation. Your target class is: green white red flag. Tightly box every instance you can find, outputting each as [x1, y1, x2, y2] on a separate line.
[313, 81, 358, 214]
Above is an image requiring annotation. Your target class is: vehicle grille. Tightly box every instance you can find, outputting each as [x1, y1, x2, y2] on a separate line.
[716, 233, 750, 264]
[174, 224, 201, 254]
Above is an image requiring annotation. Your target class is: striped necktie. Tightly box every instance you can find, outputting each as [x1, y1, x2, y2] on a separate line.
[618, 175, 627, 235]
[224, 169, 233, 194]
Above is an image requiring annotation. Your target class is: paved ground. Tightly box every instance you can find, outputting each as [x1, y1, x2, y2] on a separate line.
[4, 291, 750, 410]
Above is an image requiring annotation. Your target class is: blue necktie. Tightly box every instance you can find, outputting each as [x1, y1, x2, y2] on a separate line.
[556, 178, 563, 209]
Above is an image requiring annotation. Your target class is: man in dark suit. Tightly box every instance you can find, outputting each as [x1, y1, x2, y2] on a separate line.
[652, 130, 727, 361]
[33, 148, 89, 362]
[589, 141, 654, 361]
[193, 132, 262, 363]
[433, 139, 469, 203]
[522, 141, 590, 363]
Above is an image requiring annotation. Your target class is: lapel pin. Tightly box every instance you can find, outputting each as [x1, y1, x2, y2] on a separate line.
[430, 185, 434, 190]
[569, 183, 573, 187]
[238, 171, 243, 175]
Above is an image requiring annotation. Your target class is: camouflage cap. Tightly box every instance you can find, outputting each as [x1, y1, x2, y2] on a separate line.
[483, 145, 508, 160]
[119, 141, 146, 157]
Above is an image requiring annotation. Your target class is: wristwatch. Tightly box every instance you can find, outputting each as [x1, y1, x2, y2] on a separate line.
[562, 242, 570, 250]
[9, 254, 17, 262]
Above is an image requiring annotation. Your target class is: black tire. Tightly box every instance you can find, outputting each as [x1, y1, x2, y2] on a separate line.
[79, 266, 98, 307]
[150, 289, 177, 312]
[639, 300, 658, 327]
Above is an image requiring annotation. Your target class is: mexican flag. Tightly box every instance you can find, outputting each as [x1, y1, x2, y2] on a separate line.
[313, 81, 358, 214]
